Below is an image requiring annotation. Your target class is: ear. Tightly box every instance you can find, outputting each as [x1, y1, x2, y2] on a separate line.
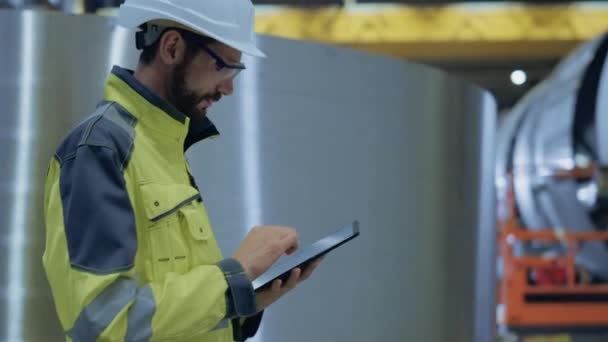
[157, 30, 188, 67]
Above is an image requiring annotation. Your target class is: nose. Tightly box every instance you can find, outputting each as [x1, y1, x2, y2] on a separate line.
[217, 78, 234, 96]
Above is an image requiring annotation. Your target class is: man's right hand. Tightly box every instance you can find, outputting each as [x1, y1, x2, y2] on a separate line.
[232, 226, 299, 281]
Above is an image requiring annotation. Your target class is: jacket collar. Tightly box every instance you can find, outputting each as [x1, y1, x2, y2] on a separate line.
[103, 66, 219, 151]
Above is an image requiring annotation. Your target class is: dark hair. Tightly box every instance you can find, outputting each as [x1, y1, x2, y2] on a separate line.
[139, 38, 162, 65]
[138, 27, 217, 66]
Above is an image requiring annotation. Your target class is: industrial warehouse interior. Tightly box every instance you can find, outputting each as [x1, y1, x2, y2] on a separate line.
[1, 0, 607, 341]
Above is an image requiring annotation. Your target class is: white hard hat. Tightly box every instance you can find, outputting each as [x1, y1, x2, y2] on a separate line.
[117, 0, 266, 58]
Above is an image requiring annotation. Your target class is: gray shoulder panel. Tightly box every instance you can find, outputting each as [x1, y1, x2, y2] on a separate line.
[57, 102, 138, 274]
[56, 102, 137, 169]
[80, 103, 137, 170]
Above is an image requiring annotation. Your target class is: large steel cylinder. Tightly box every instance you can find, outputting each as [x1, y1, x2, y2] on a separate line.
[0, 9, 497, 342]
[496, 34, 608, 280]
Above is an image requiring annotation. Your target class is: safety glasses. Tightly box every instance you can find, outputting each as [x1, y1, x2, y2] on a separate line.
[165, 27, 247, 80]
[195, 42, 246, 80]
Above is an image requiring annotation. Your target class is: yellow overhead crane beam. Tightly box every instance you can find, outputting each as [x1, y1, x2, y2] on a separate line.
[254, 4, 608, 60]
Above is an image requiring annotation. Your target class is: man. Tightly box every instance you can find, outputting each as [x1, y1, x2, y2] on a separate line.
[42, 1, 322, 341]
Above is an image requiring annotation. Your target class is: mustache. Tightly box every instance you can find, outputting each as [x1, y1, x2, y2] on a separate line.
[200, 92, 222, 104]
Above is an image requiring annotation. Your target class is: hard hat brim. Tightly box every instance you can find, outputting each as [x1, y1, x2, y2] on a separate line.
[230, 40, 266, 58]
[117, 1, 267, 58]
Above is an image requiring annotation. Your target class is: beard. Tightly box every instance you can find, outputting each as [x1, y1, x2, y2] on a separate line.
[168, 57, 221, 121]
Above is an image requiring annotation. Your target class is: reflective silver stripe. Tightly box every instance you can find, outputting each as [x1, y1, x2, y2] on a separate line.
[67, 277, 137, 342]
[126, 285, 156, 342]
[211, 318, 230, 331]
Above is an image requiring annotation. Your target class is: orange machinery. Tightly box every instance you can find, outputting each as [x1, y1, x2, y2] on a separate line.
[498, 166, 608, 332]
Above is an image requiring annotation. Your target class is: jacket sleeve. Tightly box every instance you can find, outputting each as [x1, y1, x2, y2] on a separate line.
[232, 312, 264, 342]
[43, 143, 258, 341]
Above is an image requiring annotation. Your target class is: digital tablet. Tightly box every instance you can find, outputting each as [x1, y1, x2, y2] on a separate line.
[252, 220, 360, 291]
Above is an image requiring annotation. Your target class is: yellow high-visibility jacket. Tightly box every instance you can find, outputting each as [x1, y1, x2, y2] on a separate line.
[43, 66, 261, 342]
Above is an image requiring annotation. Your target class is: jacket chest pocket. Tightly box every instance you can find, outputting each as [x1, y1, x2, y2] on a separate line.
[179, 204, 223, 265]
[140, 183, 221, 280]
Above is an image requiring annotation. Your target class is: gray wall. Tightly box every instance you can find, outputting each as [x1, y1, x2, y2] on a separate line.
[0, 10, 497, 342]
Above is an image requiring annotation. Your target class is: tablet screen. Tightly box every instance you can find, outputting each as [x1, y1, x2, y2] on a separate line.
[252, 221, 360, 291]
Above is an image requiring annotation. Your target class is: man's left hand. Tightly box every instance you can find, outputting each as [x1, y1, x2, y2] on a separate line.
[254, 257, 324, 312]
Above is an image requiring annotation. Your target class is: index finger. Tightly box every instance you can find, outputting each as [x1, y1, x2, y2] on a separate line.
[279, 231, 299, 255]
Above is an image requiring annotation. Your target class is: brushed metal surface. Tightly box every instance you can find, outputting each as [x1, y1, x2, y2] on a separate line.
[0, 10, 134, 342]
[0, 9, 497, 341]
[193, 37, 497, 342]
